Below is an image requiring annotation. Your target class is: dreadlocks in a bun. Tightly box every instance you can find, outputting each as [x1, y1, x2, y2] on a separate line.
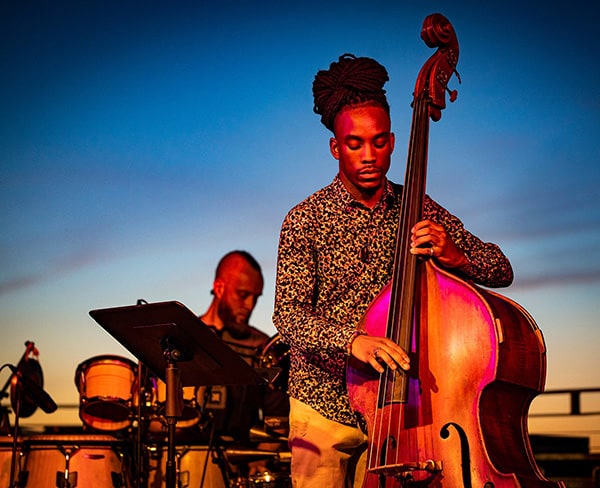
[312, 53, 390, 132]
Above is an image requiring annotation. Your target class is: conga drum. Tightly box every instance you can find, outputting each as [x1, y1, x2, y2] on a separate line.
[147, 444, 226, 488]
[21, 435, 130, 487]
[0, 436, 20, 488]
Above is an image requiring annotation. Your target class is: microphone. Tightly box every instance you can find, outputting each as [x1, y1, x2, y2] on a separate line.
[8, 364, 57, 414]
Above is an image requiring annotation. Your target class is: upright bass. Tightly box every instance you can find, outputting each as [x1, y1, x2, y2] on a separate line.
[347, 13, 564, 487]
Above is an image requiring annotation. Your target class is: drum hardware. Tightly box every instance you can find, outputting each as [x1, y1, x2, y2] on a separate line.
[230, 470, 291, 487]
[58, 448, 75, 488]
[263, 417, 288, 429]
[147, 377, 202, 432]
[258, 336, 290, 393]
[262, 417, 289, 437]
[254, 367, 281, 388]
[133, 361, 149, 488]
[276, 452, 291, 464]
[224, 449, 280, 465]
[248, 427, 288, 444]
[224, 449, 292, 488]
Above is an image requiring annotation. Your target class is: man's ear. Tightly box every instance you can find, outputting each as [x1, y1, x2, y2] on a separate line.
[213, 278, 225, 298]
[329, 137, 340, 160]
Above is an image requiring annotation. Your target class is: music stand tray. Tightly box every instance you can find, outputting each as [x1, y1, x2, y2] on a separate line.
[89, 300, 265, 387]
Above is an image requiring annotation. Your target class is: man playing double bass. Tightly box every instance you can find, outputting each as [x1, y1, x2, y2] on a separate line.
[272, 53, 513, 487]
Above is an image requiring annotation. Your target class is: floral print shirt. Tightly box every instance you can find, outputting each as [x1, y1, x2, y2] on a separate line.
[273, 175, 513, 425]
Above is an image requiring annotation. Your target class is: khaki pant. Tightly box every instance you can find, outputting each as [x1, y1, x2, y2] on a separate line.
[288, 397, 368, 488]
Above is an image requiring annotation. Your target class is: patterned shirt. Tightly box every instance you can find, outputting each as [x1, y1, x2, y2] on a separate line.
[272, 175, 513, 425]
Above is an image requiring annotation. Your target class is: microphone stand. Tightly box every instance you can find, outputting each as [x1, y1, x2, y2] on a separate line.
[9, 382, 21, 488]
[1, 341, 36, 488]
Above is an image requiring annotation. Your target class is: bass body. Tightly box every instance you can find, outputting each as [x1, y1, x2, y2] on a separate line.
[348, 260, 563, 487]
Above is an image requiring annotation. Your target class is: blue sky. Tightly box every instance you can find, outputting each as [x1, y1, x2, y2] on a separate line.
[1, 1, 599, 448]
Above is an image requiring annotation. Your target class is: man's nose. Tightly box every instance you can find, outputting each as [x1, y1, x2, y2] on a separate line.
[362, 143, 376, 162]
[244, 295, 258, 311]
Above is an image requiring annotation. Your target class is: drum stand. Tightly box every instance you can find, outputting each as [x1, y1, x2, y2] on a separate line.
[89, 300, 268, 488]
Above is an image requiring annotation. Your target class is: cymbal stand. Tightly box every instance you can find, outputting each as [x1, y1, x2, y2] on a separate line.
[211, 441, 235, 488]
[199, 414, 232, 488]
[133, 361, 151, 488]
[199, 416, 216, 488]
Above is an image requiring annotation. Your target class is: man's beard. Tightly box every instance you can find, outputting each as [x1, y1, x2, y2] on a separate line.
[218, 301, 251, 338]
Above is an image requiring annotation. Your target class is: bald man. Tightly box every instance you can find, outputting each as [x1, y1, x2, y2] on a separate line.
[200, 250, 267, 354]
[198, 251, 289, 482]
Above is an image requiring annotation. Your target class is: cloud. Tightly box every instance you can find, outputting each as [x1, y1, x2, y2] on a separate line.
[511, 268, 600, 291]
[0, 248, 111, 296]
[0, 273, 50, 295]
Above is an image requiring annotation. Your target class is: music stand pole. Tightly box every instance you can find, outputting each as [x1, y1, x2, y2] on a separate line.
[163, 343, 184, 488]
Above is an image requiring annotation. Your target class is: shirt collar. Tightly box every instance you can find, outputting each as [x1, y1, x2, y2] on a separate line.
[332, 174, 396, 211]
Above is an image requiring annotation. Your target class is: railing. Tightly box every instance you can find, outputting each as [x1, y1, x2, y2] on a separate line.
[530, 388, 600, 417]
[528, 387, 600, 457]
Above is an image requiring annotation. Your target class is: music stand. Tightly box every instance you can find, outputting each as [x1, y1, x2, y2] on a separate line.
[89, 300, 267, 488]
